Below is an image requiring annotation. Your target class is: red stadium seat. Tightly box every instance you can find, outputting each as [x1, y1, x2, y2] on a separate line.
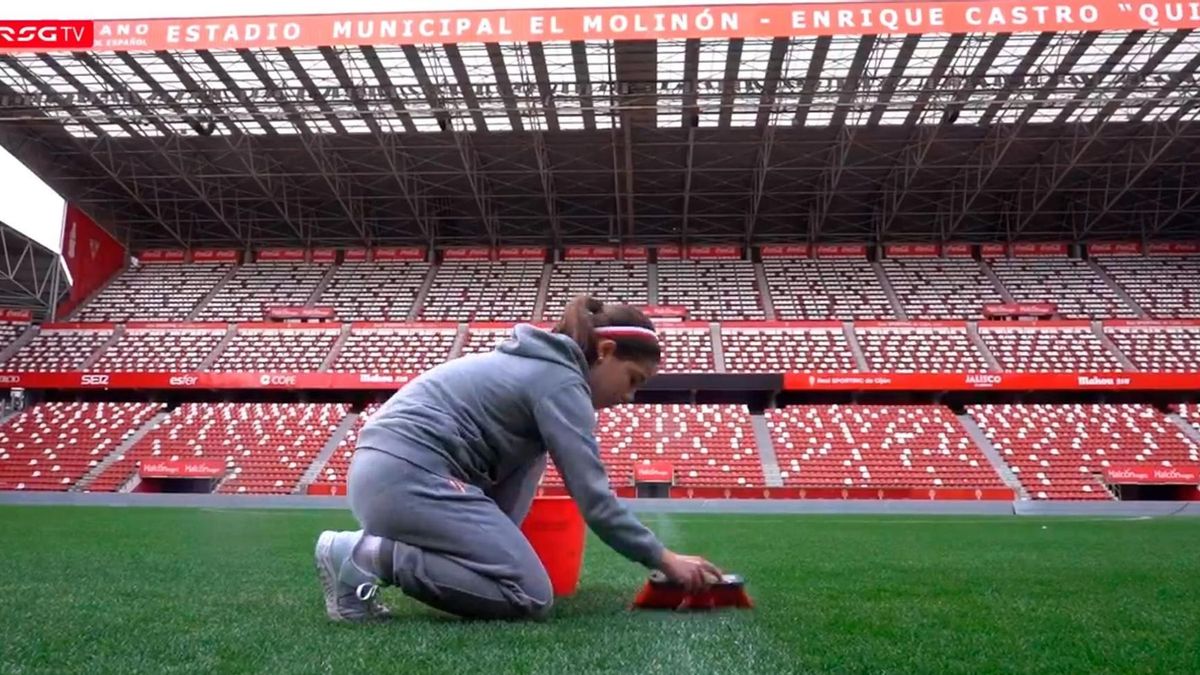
[762, 258, 893, 320]
[882, 259, 1004, 320]
[722, 327, 856, 373]
[1, 327, 112, 372]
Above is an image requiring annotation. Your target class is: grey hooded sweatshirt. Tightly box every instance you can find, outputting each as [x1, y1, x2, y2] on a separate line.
[356, 324, 665, 568]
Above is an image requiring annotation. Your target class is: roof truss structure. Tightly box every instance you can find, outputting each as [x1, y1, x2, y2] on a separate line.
[0, 30, 1198, 249]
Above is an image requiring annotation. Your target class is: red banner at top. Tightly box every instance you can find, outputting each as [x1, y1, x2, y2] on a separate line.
[657, 245, 684, 260]
[981, 244, 1007, 258]
[256, 248, 306, 263]
[192, 249, 240, 263]
[815, 245, 867, 259]
[565, 246, 617, 261]
[444, 247, 494, 261]
[265, 306, 336, 321]
[622, 246, 649, 260]
[1011, 242, 1069, 257]
[497, 247, 546, 261]
[138, 249, 187, 264]
[1088, 242, 1143, 256]
[886, 244, 940, 258]
[1147, 242, 1200, 256]
[0, 309, 33, 323]
[944, 244, 974, 258]
[344, 248, 368, 262]
[311, 248, 337, 263]
[761, 245, 811, 258]
[687, 245, 741, 260]
[373, 247, 426, 262]
[10, 4, 1200, 54]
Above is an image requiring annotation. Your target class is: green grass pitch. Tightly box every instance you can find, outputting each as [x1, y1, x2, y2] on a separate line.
[2, 506, 1198, 674]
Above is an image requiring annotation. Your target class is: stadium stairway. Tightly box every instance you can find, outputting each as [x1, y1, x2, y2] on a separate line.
[1087, 258, 1146, 317]
[1092, 321, 1137, 371]
[956, 412, 1030, 500]
[979, 260, 1015, 302]
[843, 321, 869, 370]
[873, 260, 908, 320]
[305, 264, 340, 306]
[710, 324, 727, 372]
[408, 265, 440, 322]
[967, 322, 1003, 371]
[73, 409, 172, 492]
[646, 262, 660, 305]
[754, 262, 777, 320]
[80, 326, 126, 370]
[186, 265, 240, 321]
[1166, 413, 1200, 446]
[532, 262, 552, 321]
[751, 414, 784, 487]
[197, 326, 237, 370]
[0, 324, 37, 363]
[295, 411, 360, 494]
[319, 325, 353, 371]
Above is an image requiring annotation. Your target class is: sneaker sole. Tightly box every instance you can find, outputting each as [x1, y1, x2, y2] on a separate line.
[314, 531, 345, 622]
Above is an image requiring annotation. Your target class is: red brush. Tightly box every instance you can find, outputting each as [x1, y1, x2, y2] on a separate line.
[631, 571, 754, 611]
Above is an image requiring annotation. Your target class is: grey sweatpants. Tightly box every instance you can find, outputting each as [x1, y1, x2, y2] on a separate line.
[346, 447, 553, 620]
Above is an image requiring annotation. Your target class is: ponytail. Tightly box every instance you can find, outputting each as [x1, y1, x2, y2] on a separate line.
[554, 294, 661, 366]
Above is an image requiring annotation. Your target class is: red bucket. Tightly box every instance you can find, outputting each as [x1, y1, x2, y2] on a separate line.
[520, 496, 586, 597]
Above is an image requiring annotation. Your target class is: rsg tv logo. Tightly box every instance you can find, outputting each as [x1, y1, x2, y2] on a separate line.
[0, 22, 94, 49]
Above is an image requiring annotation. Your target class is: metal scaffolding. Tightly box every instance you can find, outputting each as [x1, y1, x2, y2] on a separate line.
[0, 31, 1197, 250]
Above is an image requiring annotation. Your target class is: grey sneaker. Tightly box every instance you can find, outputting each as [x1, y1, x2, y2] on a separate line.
[314, 530, 392, 622]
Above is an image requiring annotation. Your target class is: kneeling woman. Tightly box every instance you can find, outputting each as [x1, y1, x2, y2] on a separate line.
[315, 296, 721, 621]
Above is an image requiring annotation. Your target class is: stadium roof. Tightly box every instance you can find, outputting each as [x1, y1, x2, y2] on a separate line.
[0, 220, 68, 319]
[0, 5, 1199, 250]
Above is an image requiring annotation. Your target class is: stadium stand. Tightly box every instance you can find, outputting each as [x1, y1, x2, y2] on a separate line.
[74, 263, 231, 322]
[195, 263, 327, 322]
[857, 326, 990, 372]
[882, 259, 1004, 319]
[85, 402, 348, 494]
[1177, 403, 1200, 423]
[421, 261, 544, 321]
[721, 325, 857, 373]
[988, 258, 1137, 319]
[967, 403, 1200, 500]
[762, 258, 894, 320]
[655, 259, 764, 320]
[658, 327, 716, 372]
[542, 260, 650, 320]
[1105, 325, 1200, 373]
[1095, 256, 1200, 318]
[766, 404, 1003, 489]
[310, 403, 380, 489]
[317, 261, 430, 321]
[92, 326, 226, 372]
[0, 402, 164, 491]
[1, 322, 26, 352]
[331, 326, 457, 374]
[459, 327, 514, 357]
[0, 327, 113, 372]
[209, 326, 340, 372]
[979, 325, 1124, 372]
[540, 404, 761, 488]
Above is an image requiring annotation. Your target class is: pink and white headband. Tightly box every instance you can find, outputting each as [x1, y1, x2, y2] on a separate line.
[594, 325, 659, 346]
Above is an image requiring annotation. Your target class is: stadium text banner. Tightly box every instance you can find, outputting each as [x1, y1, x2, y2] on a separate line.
[6, 2, 1200, 53]
[0, 309, 33, 322]
[140, 459, 226, 478]
[783, 372, 1200, 391]
[634, 462, 674, 483]
[1103, 464, 1200, 484]
[0, 371, 414, 390]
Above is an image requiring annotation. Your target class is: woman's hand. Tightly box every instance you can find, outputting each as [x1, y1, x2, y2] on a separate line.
[658, 549, 723, 592]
